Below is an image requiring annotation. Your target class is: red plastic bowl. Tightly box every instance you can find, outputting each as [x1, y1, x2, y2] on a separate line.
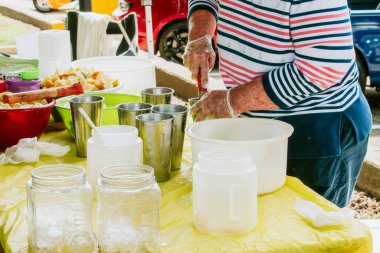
[0, 98, 55, 151]
[0, 80, 5, 93]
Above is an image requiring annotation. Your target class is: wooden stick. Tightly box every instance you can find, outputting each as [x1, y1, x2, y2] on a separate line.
[197, 70, 207, 98]
[3, 83, 84, 104]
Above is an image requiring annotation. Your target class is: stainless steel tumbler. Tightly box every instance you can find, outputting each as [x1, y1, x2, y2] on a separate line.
[136, 113, 174, 182]
[188, 98, 200, 107]
[140, 87, 174, 105]
[116, 102, 152, 127]
[188, 98, 200, 121]
[69, 95, 103, 158]
[152, 104, 188, 171]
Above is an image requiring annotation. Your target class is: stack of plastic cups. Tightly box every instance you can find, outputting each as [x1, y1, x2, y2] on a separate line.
[193, 148, 258, 236]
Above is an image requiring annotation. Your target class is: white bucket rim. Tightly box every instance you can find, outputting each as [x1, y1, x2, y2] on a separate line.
[186, 118, 294, 145]
[71, 56, 155, 72]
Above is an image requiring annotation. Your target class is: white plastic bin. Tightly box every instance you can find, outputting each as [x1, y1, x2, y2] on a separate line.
[186, 118, 294, 195]
[71, 56, 156, 94]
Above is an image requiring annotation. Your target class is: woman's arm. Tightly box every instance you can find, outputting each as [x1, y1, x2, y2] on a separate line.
[229, 77, 278, 114]
[231, 0, 355, 113]
[183, 0, 219, 85]
[259, 0, 355, 109]
[188, 10, 216, 41]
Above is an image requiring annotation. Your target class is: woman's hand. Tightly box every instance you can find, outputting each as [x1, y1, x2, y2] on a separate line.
[190, 76, 279, 122]
[183, 35, 216, 88]
[183, 10, 217, 88]
[190, 90, 236, 122]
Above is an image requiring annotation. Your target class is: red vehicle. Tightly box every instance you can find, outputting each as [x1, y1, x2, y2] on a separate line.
[113, 0, 189, 64]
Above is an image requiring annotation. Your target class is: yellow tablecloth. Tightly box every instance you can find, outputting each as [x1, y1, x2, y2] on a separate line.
[0, 130, 373, 253]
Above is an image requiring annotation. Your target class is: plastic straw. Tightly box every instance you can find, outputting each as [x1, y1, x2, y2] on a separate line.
[78, 107, 99, 135]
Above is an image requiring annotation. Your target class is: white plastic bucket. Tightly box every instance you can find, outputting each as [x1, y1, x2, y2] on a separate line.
[186, 118, 294, 195]
[71, 56, 156, 94]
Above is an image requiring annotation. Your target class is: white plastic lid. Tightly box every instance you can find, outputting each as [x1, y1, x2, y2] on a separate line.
[197, 148, 253, 173]
[91, 125, 138, 145]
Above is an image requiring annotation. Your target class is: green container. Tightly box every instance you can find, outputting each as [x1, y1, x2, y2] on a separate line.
[21, 68, 40, 80]
[56, 93, 141, 139]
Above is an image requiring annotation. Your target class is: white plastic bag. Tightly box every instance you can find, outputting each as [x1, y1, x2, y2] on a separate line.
[0, 137, 70, 165]
[293, 199, 355, 227]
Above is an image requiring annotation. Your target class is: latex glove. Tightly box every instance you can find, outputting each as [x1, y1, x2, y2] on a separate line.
[183, 35, 216, 88]
[190, 89, 237, 122]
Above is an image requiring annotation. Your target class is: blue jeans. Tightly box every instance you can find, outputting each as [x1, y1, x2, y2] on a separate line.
[287, 116, 369, 208]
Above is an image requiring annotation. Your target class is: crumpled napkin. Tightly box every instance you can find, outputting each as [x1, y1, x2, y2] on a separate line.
[0, 137, 70, 165]
[293, 199, 355, 228]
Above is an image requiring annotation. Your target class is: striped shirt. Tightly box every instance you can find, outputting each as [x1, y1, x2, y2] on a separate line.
[189, 0, 359, 118]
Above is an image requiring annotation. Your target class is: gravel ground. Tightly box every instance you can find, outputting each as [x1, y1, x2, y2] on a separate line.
[349, 190, 380, 219]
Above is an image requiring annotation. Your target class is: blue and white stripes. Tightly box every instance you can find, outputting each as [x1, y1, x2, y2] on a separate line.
[188, 0, 360, 118]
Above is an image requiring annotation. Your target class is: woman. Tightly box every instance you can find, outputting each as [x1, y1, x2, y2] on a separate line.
[183, 0, 372, 207]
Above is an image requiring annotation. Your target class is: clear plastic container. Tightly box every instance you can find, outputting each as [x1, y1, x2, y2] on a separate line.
[27, 164, 96, 253]
[87, 125, 143, 189]
[97, 165, 161, 253]
[193, 149, 257, 236]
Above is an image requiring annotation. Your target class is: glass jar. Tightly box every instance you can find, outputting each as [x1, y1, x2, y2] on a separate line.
[27, 164, 96, 253]
[97, 165, 161, 253]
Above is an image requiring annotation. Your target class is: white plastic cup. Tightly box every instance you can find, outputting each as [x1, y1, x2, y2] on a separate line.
[87, 125, 143, 189]
[193, 148, 257, 236]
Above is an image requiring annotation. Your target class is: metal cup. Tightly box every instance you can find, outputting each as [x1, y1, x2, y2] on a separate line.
[188, 97, 200, 107]
[116, 102, 152, 127]
[140, 87, 174, 105]
[152, 104, 188, 171]
[136, 113, 174, 182]
[188, 97, 200, 121]
[69, 95, 104, 158]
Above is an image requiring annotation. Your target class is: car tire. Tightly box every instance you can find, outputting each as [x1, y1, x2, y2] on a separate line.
[356, 52, 367, 93]
[33, 0, 53, 13]
[158, 21, 188, 64]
